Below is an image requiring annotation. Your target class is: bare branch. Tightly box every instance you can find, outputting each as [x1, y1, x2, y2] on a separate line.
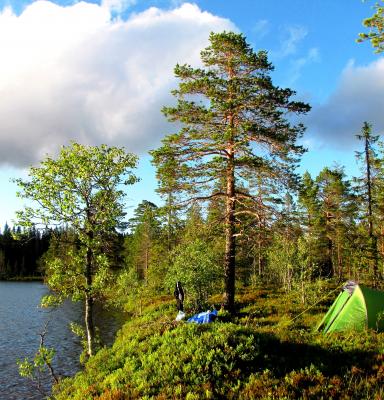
[39, 321, 59, 384]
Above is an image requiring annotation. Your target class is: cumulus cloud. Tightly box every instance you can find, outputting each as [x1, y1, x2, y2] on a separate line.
[0, 1, 235, 167]
[307, 58, 384, 148]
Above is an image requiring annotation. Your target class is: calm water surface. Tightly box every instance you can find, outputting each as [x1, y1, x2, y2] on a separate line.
[0, 281, 123, 400]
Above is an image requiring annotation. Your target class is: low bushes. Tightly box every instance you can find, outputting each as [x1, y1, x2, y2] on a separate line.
[53, 286, 384, 399]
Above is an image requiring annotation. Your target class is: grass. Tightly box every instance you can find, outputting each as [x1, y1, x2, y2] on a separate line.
[52, 281, 384, 399]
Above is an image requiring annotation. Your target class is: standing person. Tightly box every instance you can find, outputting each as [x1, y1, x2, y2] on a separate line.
[174, 281, 184, 312]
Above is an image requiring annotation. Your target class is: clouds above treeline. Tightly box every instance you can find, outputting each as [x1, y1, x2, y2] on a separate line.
[1, 0, 383, 168]
[0, 0, 234, 167]
[308, 58, 384, 148]
[252, 18, 384, 148]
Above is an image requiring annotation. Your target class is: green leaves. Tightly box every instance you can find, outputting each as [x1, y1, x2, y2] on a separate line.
[40, 294, 64, 308]
[358, 1, 384, 53]
[166, 238, 222, 311]
[17, 328, 59, 395]
[15, 142, 139, 357]
[16, 142, 139, 231]
[17, 345, 56, 378]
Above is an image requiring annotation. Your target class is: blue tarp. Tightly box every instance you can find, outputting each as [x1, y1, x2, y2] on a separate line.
[187, 309, 218, 324]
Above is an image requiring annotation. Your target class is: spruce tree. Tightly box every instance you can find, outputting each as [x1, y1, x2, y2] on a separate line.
[127, 201, 161, 281]
[355, 122, 380, 281]
[316, 167, 355, 279]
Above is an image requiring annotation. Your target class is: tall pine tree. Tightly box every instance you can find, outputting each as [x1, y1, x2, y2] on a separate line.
[151, 32, 310, 312]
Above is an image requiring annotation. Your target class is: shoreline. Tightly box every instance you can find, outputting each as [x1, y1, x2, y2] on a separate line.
[0, 276, 44, 282]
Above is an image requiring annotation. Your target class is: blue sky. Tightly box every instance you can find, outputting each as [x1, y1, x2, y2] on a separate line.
[0, 0, 381, 227]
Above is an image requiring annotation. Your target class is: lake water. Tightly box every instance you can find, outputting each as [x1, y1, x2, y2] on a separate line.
[0, 281, 123, 400]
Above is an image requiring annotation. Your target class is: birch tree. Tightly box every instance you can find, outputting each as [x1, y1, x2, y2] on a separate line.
[15, 142, 138, 357]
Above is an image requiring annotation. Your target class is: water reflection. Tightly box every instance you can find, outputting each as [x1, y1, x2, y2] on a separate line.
[0, 281, 124, 400]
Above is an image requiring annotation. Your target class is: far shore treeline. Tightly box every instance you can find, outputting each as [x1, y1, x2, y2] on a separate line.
[2, 133, 384, 287]
[0, 223, 50, 279]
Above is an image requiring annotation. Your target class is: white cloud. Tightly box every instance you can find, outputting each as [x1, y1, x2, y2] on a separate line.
[0, 1, 235, 167]
[307, 58, 384, 148]
[288, 47, 320, 84]
[276, 25, 307, 58]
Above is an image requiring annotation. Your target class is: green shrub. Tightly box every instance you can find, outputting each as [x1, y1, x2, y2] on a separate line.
[54, 284, 384, 400]
[165, 238, 222, 311]
[55, 322, 265, 399]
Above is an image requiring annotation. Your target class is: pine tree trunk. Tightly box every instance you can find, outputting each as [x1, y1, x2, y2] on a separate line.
[145, 243, 149, 283]
[327, 237, 334, 277]
[337, 241, 343, 281]
[223, 153, 236, 313]
[258, 238, 263, 276]
[167, 193, 173, 253]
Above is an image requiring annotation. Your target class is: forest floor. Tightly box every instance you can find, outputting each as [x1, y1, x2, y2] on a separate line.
[53, 280, 384, 399]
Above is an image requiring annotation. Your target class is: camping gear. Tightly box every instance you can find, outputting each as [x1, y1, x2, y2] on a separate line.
[175, 311, 186, 321]
[187, 309, 218, 324]
[317, 280, 384, 333]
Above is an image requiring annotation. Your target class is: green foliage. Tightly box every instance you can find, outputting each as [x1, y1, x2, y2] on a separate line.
[17, 346, 55, 379]
[70, 322, 87, 352]
[166, 238, 222, 311]
[297, 167, 357, 280]
[108, 268, 147, 315]
[54, 320, 263, 399]
[358, 1, 384, 53]
[0, 225, 50, 278]
[53, 283, 384, 399]
[354, 122, 382, 281]
[15, 143, 138, 231]
[122, 323, 258, 398]
[17, 328, 59, 398]
[266, 233, 298, 292]
[123, 200, 169, 288]
[40, 293, 64, 308]
[15, 142, 139, 357]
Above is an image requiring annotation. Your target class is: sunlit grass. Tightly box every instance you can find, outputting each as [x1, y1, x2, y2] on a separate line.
[53, 281, 384, 399]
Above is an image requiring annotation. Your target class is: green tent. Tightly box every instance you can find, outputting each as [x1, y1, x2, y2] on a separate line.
[317, 281, 384, 333]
